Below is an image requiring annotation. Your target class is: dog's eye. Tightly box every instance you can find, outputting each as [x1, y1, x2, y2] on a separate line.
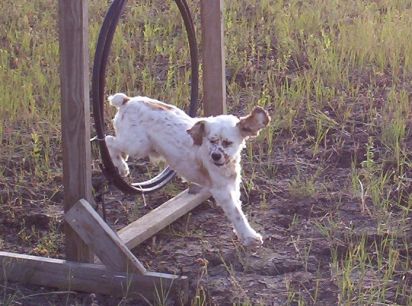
[222, 140, 233, 148]
[209, 139, 218, 145]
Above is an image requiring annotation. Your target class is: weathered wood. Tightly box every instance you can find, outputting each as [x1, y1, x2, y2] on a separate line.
[65, 199, 146, 274]
[0, 251, 188, 303]
[58, 0, 93, 262]
[200, 0, 227, 116]
[118, 189, 210, 250]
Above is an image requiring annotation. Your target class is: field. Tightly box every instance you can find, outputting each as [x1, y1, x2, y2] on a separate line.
[1, 0, 411, 305]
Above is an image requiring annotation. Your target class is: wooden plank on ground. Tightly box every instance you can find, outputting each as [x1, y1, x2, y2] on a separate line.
[0, 251, 188, 303]
[65, 199, 146, 274]
[118, 189, 210, 250]
[200, 0, 227, 116]
[58, 0, 93, 262]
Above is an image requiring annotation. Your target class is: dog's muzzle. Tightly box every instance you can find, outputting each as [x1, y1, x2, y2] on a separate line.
[211, 152, 226, 166]
[211, 152, 221, 161]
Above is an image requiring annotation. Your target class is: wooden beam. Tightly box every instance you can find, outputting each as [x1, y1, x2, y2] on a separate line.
[0, 251, 188, 303]
[118, 189, 210, 250]
[58, 0, 93, 262]
[200, 0, 227, 116]
[65, 199, 146, 274]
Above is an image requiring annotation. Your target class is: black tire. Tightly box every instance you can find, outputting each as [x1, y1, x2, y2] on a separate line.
[91, 0, 199, 194]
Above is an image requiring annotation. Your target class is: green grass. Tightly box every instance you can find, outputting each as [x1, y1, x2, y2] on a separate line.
[1, 0, 411, 305]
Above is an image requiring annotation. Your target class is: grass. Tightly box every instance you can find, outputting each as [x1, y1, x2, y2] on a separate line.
[1, 0, 411, 305]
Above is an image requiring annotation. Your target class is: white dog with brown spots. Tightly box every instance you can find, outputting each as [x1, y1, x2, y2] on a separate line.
[106, 93, 271, 247]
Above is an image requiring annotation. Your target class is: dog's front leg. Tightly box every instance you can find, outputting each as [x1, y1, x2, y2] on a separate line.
[105, 135, 130, 177]
[211, 188, 263, 247]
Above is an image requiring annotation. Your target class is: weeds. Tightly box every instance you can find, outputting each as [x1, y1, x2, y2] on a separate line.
[0, 0, 411, 304]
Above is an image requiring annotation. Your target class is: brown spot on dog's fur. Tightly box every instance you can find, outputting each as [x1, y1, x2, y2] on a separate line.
[122, 97, 130, 105]
[143, 100, 174, 111]
[187, 121, 206, 146]
[237, 106, 271, 138]
[222, 151, 230, 163]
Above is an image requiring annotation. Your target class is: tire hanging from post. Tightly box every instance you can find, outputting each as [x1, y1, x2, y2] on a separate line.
[91, 0, 199, 194]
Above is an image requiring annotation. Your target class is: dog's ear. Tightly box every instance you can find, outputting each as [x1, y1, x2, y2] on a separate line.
[187, 121, 206, 146]
[237, 107, 271, 138]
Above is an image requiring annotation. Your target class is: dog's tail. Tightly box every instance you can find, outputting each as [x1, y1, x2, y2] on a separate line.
[108, 93, 130, 108]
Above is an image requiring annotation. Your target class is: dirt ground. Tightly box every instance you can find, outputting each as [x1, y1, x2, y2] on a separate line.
[1, 111, 411, 306]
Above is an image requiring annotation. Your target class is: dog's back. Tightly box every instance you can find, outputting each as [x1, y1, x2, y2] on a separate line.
[108, 93, 197, 170]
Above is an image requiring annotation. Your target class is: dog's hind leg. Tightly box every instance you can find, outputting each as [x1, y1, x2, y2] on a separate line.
[105, 135, 130, 177]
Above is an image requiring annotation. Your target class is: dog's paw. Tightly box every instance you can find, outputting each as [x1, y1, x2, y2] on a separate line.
[188, 183, 203, 194]
[117, 163, 130, 177]
[241, 233, 263, 247]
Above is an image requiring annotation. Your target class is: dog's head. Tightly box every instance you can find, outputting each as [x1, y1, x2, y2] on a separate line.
[187, 107, 271, 167]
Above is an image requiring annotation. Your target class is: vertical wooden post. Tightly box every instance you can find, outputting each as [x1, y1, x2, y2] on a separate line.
[58, 0, 93, 262]
[200, 0, 227, 116]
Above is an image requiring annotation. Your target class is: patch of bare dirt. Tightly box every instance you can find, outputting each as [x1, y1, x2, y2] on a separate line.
[1, 116, 410, 305]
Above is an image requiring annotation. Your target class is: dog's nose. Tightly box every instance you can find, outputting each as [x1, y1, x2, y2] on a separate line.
[211, 152, 222, 161]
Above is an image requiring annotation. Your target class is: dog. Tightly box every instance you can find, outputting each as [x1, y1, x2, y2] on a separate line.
[105, 93, 271, 246]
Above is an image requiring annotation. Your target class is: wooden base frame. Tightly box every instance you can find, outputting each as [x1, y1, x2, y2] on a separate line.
[0, 252, 188, 301]
[0, 190, 209, 302]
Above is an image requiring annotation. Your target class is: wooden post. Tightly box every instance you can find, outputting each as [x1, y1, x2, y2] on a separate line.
[0, 251, 188, 302]
[200, 0, 227, 116]
[65, 199, 146, 274]
[58, 0, 93, 262]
